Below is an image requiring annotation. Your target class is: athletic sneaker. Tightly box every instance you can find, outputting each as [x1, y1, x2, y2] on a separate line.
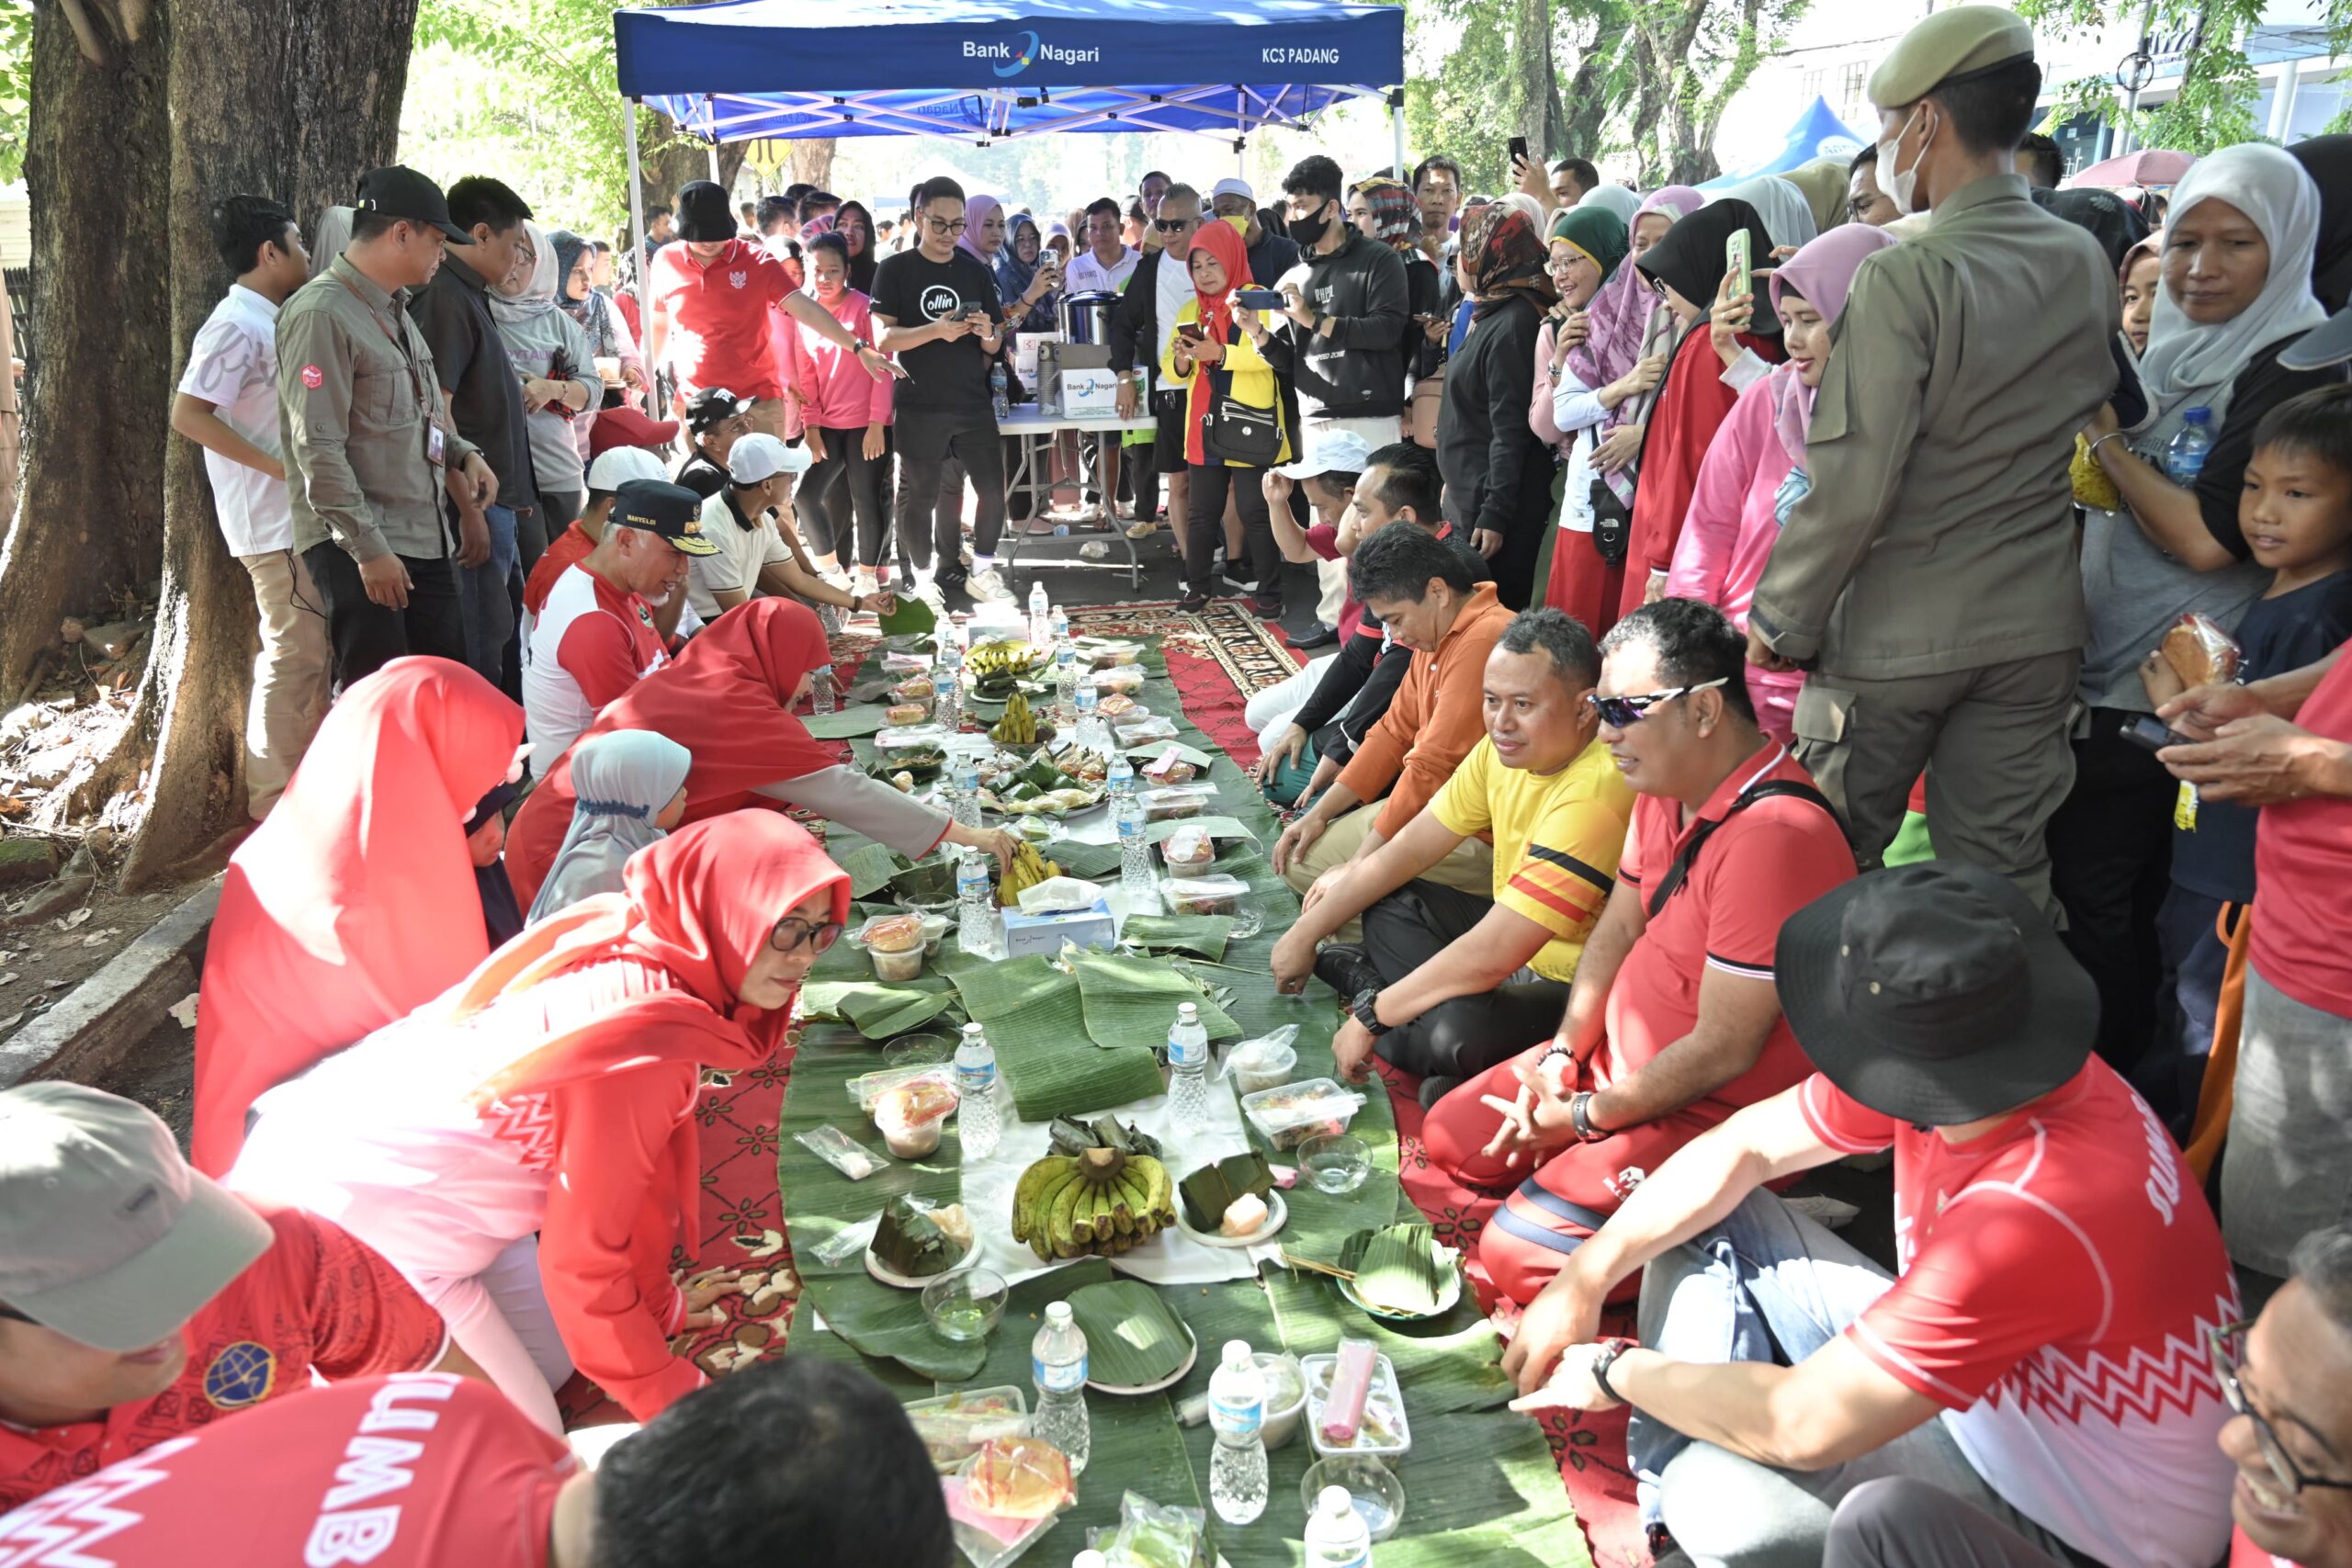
[1250, 594, 1285, 620]
[1222, 571, 1259, 593]
[966, 568, 1013, 603]
[1177, 592, 1209, 613]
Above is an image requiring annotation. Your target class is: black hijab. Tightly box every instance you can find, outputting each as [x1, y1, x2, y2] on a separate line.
[1636, 197, 1781, 339]
[2290, 136, 2352, 311]
[466, 782, 525, 947]
[2030, 187, 2151, 273]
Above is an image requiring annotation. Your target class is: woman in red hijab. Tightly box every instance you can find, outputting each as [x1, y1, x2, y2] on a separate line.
[1164, 216, 1293, 615]
[505, 598, 1012, 908]
[1617, 197, 1783, 619]
[229, 811, 846, 1430]
[192, 658, 525, 1176]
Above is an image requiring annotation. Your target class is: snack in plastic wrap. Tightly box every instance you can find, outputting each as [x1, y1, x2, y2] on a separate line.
[793, 1124, 885, 1180]
[1140, 784, 1216, 823]
[2161, 612, 2243, 688]
[1162, 874, 1250, 917]
[887, 702, 930, 726]
[1141, 751, 1198, 784]
[874, 1077, 960, 1158]
[963, 1437, 1076, 1519]
[1240, 1077, 1368, 1151]
[2071, 433, 2121, 511]
[1115, 716, 1179, 745]
[1097, 694, 1140, 718]
[905, 1387, 1031, 1473]
[1160, 824, 1216, 875]
[1097, 1492, 1208, 1568]
[1091, 665, 1148, 694]
[860, 912, 928, 980]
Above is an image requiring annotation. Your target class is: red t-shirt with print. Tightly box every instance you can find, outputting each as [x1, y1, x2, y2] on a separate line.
[1799, 1060, 2238, 1568]
[650, 238, 793, 400]
[0, 1375, 569, 1567]
[0, 1201, 448, 1512]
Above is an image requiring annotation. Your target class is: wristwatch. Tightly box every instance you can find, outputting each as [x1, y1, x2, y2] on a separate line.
[1569, 1089, 1611, 1144]
[1351, 988, 1390, 1037]
[1589, 1337, 1634, 1405]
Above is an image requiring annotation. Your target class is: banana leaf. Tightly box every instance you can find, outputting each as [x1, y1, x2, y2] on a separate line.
[802, 979, 963, 1039]
[804, 706, 894, 739]
[1045, 840, 1123, 879]
[889, 857, 960, 906]
[1120, 915, 1233, 963]
[1336, 1223, 1448, 1316]
[1070, 950, 1241, 1048]
[873, 1197, 963, 1278]
[1143, 815, 1259, 846]
[1066, 1280, 1193, 1387]
[944, 954, 1167, 1120]
[837, 842, 908, 898]
[876, 594, 937, 638]
[1179, 1152, 1273, 1232]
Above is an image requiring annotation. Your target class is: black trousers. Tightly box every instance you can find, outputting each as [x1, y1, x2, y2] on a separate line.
[2048, 708, 2177, 1072]
[797, 425, 892, 570]
[1184, 464, 1278, 601]
[895, 421, 1005, 575]
[1363, 879, 1571, 1079]
[302, 542, 466, 690]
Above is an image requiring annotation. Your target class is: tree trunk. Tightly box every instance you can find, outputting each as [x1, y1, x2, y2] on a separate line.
[644, 111, 749, 212]
[103, 0, 423, 888]
[1510, 0, 1568, 164]
[0, 1, 170, 700]
[791, 139, 839, 193]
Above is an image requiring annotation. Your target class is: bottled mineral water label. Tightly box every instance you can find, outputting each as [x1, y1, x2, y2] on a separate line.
[1034, 1351, 1087, 1392]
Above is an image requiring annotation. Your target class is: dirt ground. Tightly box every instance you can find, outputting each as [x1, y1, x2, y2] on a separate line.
[0, 881, 199, 1039]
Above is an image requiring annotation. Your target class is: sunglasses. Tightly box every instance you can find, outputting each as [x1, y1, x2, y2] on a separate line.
[1153, 216, 1194, 233]
[2209, 1321, 2352, 1496]
[1585, 677, 1728, 728]
[769, 915, 844, 955]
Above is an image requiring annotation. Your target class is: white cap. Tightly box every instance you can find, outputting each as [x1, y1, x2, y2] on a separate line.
[1276, 427, 1375, 481]
[1046, 1300, 1074, 1323]
[1223, 1338, 1253, 1365]
[586, 446, 668, 492]
[1209, 177, 1255, 204]
[1318, 1485, 1356, 1517]
[727, 432, 813, 484]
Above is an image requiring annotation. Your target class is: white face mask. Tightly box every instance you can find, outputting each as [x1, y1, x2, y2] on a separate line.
[1876, 104, 1935, 215]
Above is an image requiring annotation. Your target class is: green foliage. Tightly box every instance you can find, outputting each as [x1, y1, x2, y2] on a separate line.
[2018, 0, 2277, 156]
[0, 0, 30, 185]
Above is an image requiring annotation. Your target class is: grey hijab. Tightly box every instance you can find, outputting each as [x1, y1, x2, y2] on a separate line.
[525, 731, 693, 924]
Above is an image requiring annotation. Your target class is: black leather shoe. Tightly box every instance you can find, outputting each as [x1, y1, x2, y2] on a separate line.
[1313, 942, 1383, 1000]
[1291, 621, 1340, 649]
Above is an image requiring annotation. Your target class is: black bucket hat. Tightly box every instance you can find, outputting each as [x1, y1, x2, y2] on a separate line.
[1776, 861, 2098, 1126]
[673, 179, 737, 243]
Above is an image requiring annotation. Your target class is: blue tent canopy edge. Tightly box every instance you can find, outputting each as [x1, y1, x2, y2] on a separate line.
[1698, 96, 1871, 189]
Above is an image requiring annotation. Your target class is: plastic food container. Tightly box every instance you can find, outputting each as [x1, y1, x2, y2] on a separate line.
[1241, 1077, 1367, 1152]
[1140, 784, 1215, 822]
[1258, 1351, 1309, 1450]
[1301, 1349, 1412, 1459]
[859, 913, 928, 982]
[1162, 874, 1250, 918]
[877, 722, 956, 750]
[903, 1385, 1031, 1473]
[1159, 825, 1216, 875]
[1229, 1040, 1297, 1098]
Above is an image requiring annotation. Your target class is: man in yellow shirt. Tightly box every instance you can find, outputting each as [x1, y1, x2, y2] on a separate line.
[1272, 608, 1634, 1105]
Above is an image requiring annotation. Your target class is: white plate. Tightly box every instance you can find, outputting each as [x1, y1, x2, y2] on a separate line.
[1087, 1324, 1199, 1396]
[865, 1243, 976, 1292]
[1171, 1190, 1287, 1250]
[1337, 1246, 1464, 1321]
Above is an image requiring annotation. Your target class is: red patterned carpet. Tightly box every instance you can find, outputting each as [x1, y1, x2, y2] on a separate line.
[566, 600, 1646, 1568]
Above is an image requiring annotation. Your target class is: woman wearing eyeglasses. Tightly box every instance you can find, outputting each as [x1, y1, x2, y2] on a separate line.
[503, 599, 1014, 908]
[227, 811, 854, 1433]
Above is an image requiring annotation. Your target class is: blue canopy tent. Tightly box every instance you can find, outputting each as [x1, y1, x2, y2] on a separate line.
[1696, 96, 1870, 189]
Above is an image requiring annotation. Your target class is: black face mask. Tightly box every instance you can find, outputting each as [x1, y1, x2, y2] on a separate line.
[1286, 201, 1332, 249]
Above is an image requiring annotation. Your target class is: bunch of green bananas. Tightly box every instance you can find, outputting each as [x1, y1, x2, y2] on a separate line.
[997, 840, 1063, 908]
[968, 640, 1042, 702]
[989, 693, 1040, 746]
[1010, 1146, 1176, 1262]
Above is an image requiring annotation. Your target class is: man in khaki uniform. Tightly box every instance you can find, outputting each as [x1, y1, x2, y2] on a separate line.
[1746, 6, 2115, 909]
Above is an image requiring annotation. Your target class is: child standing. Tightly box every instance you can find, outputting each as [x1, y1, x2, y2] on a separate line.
[2140, 383, 2352, 1132]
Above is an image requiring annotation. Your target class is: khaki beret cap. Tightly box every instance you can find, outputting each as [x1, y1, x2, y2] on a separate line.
[1869, 6, 2036, 108]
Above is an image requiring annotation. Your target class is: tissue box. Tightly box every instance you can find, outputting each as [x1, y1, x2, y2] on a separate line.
[1001, 897, 1117, 958]
[1057, 368, 1122, 418]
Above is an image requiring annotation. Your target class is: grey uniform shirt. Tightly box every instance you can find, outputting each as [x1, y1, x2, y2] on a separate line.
[1750, 175, 2118, 677]
[279, 254, 476, 563]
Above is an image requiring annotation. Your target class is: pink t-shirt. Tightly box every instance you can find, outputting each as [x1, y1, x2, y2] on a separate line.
[2250, 639, 2352, 1014]
[1799, 1060, 2238, 1568]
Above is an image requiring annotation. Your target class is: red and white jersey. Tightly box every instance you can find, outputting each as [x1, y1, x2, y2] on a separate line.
[1800, 1059, 2238, 1568]
[0, 1375, 570, 1567]
[522, 564, 667, 770]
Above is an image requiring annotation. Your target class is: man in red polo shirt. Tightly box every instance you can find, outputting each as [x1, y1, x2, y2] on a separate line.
[0, 1085, 462, 1512]
[648, 180, 898, 451]
[1420, 598, 1855, 1304]
[522, 411, 678, 625]
[0, 1358, 957, 1568]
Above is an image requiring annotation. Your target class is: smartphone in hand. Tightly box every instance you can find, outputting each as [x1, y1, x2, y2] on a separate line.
[1176, 321, 1206, 343]
[1509, 135, 1530, 174]
[2119, 716, 2194, 752]
[1234, 287, 1285, 310]
[1725, 230, 1751, 305]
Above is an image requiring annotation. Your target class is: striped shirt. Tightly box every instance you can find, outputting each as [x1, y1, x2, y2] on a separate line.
[1429, 736, 1632, 982]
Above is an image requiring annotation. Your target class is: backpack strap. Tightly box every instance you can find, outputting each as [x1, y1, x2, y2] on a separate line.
[1644, 779, 1839, 921]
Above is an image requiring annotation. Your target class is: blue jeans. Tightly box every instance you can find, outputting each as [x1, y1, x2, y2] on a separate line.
[1632, 1191, 2070, 1568]
[455, 502, 519, 695]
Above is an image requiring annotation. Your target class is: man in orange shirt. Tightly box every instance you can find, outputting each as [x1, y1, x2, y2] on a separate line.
[1274, 522, 1514, 912]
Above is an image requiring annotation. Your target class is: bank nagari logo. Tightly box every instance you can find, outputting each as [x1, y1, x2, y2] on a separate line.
[963, 29, 1100, 75]
[203, 1340, 277, 1409]
[919, 284, 963, 321]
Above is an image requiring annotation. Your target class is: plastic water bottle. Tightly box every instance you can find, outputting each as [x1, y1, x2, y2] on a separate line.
[991, 364, 1012, 423]
[2165, 407, 2215, 483]
[1113, 762, 1154, 903]
[951, 757, 983, 830]
[1168, 1001, 1211, 1131]
[935, 640, 963, 733]
[1305, 1484, 1374, 1568]
[1208, 1340, 1269, 1525]
[956, 852, 998, 960]
[1054, 646, 1080, 728]
[1032, 1301, 1091, 1473]
[1028, 581, 1051, 648]
[809, 664, 836, 715]
[1075, 683, 1108, 751]
[1050, 604, 1070, 646]
[954, 1021, 1000, 1160]
[1071, 1554, 1107, 1568]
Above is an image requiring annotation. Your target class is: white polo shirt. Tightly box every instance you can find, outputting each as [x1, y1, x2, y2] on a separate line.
[177, 285, 291, 555]
[686, 489, 792, 623]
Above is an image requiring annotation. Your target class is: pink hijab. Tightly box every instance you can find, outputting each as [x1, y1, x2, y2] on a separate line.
[956, 194, 1001, 266]
[1765, 224, 1898, 465]
[1570, 185, 1703, 398]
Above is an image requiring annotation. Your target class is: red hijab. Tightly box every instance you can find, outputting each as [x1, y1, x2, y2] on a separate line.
[192, 658, 523, 1174]
[1616, 321, 1782, 619]
[1188, 217, 1250, 341]
[505, 599, 837, 905]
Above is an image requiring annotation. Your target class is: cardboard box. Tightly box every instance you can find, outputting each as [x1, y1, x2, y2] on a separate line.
[1001, 897, 1117, 958]
[1057, 368, 1122, 418]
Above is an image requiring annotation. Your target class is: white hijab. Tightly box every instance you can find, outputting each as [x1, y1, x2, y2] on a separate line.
[525, 730, 693, 925]
[311, 206, 354, 279]
[1707, 176, 1817, 253]
[490, 219, 560, 326]
[1577, 185, 1644, 225]
[2135, 143, 2327, 418]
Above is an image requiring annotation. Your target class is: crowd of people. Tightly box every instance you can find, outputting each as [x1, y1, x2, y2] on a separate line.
[17, 2, 2352, 1564]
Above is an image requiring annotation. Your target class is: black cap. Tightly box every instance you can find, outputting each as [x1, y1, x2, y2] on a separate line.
[353, 166, 472, 243]
[684, 387, 752, 433]
[610, 479, 720, 558]
[673, 180, 736, 243]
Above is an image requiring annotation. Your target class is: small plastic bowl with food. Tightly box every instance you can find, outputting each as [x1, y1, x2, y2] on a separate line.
[923, 1267, 1010, 1343]
[1159, 824, 1217, 876]
[872, 1077, 960, 1159]
[1240, 1078, 1368, 1154]
[1140, 784, 1217, 823]
[884, 1032, 956, 1070]
[856, 912, 929, 981]
[1227, 1035, 1297, 1097]
[1091, 664, 1147, 694]
[1162, 874, 1250, 918]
